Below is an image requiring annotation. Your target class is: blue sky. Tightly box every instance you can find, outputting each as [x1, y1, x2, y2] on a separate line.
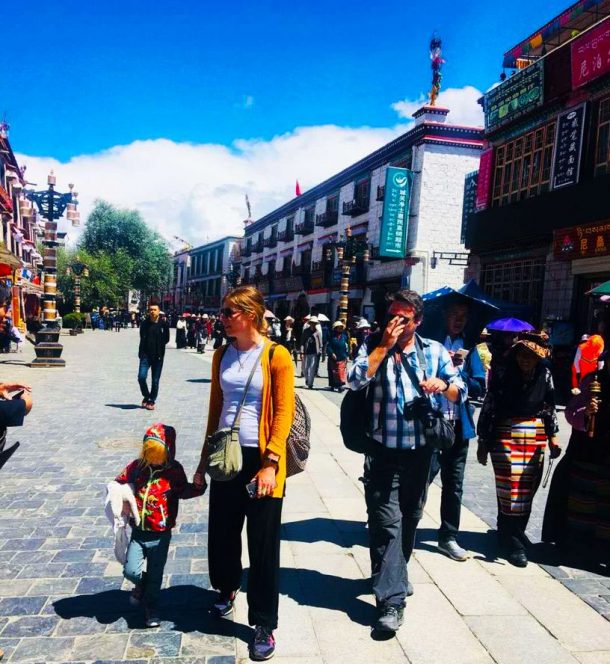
[4, 0, 569, 160]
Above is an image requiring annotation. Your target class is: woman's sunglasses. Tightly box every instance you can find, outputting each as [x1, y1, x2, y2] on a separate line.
[219, 307, 237, 318]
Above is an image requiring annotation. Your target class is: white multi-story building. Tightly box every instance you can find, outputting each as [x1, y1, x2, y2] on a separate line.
[170, 235, 241, 313]
[241, 104, 483, 323]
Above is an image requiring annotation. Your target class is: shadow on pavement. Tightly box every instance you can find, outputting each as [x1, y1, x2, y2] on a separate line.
[53, 586, 252, 641]
[186, 378, 212, 384]
[278, 567, 374, 627]
[0, 442, 20, 471]
[105, 403, 142, 410]
[282, 517, 368, 549]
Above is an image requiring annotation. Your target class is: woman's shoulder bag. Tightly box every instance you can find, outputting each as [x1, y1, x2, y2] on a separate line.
[206, 346, 264, 482]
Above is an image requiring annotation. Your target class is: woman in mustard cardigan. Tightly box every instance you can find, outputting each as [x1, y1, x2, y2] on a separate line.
[194, 285, 294, 662]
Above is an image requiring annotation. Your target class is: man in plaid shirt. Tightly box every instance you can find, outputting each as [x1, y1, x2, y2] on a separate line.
[348, 289, 466, 634]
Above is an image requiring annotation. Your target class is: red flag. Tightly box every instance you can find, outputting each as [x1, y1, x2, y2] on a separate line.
[295, 180, 302, 196]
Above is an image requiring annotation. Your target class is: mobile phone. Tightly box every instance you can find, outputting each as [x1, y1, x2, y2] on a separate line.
[11, 390, 24, 400]
[245, 480, 258, 499]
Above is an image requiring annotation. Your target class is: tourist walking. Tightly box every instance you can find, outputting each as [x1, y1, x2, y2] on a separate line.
[137, 296, 170, 411]
[300, 316, 322, 389]
[477, 331, 561, 567]
[348, 289, 466, 634]
[194, 285, 294, 661]
[428, 299, 487, 562]
[176, 316, 187, 349]
[327, 320, 349, 391]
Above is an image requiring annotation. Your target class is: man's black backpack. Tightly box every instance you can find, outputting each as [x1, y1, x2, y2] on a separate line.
[339, 333, 381, 454]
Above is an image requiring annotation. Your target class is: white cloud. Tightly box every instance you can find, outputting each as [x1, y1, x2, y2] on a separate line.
[15, 85, 481, 248]
[391, 85, 484, 127]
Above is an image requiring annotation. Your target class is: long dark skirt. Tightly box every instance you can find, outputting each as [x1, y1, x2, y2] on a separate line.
[176, 328, 187, 349]
[328, 357, 347, 389]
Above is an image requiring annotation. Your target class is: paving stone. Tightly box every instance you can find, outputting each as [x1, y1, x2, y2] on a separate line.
[0, 596, 47, 616]
[71, 633, 129, 660]
[55, 614, 110, 635]
[180, 632, 235, 657]
[28, 578, 80, 596]
[499, 575, 610, 651]
[126, 631, 182, 658]
[466, 615, 578, 664]
[0, 579, 33, 596]
[11, 635, 76, 662]
[76, 576, 124, 594]
[0, 614, 59, 637]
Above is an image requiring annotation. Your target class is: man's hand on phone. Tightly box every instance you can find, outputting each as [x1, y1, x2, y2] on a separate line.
[380, 316, 407, 350]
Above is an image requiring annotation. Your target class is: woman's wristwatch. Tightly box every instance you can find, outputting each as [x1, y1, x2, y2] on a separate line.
[441, 379, 450, 392]
[264, 452, 280, 468]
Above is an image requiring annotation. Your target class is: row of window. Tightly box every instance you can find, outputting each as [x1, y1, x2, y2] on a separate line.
[188, 277, 222, 297]
[189, 247, 223, 277]
[490, 94, 610, 208]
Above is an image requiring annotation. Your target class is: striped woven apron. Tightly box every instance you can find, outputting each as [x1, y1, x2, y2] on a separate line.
[490, 418, 547, 515]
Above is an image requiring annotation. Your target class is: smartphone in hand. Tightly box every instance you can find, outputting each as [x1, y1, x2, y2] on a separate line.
[245, 480, 258, 499]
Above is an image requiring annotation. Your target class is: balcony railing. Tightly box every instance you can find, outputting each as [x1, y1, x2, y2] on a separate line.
[263, 236, 278, 248]
[315, 210, 339, 228]
[278, 228, 294, 242]
[253, 241, 264, 253]
[376, 185, 385, 201]
[343, 198, 370, 217]
[242, 246, 252, 257]
[295, 221, 314, 235]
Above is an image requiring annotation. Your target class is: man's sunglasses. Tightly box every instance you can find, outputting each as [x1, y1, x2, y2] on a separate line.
[386, 313, 415, 325]
[219, 307, 237, 318]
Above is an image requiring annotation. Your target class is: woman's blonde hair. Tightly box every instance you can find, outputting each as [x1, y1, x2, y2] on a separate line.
[140, 438, 168, 467]
[224, 285, 268, 334]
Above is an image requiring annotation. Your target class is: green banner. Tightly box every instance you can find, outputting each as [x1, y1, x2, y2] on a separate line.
[379, 167, 412, 258]
[484, 61, 544, 131]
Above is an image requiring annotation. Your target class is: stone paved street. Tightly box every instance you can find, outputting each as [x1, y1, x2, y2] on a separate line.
[1, 331, 610, 663]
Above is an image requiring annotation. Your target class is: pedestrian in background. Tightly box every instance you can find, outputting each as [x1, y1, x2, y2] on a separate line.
[348, 289, 466, 634]
[194, 285, 294, 662]
[300, 316, 322, 389]
[138, 296, 170, 411]
[328, 320, 349, 391]
[477, 331, 561, 568]
[176, 315, 187, 349]
[428, 298, 486, 562]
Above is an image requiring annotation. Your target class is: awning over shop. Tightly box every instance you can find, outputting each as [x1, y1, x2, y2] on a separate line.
[589, 279, 610, 295]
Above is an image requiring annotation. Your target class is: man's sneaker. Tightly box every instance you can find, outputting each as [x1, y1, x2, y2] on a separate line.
[129, 582, 144, 606]
[374, 604, 404, 633]
[249, 626, 276, 661]
[438, 539, 469, 562]
[212, 589, 239, 618]
[144, 604, 160, 628]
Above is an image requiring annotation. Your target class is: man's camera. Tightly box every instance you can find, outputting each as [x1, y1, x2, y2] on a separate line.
[403, 396, 436, 428]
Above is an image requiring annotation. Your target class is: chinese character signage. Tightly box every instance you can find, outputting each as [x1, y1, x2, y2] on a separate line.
[553, 220, 610, 261]
[476, 149, 493, 211]
[551, 104, 586, 190]
[379, 167, 412, 259]
[462, 171, 478, 243]
[484, 61, 544, 131]
[571, 17, 610, 89]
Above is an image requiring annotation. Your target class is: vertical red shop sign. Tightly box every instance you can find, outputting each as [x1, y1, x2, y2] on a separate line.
[476, 148, 493, 211]
[571, 17, 610, 89]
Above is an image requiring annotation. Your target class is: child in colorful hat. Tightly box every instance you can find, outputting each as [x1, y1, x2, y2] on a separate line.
[113, 423, 205, 627]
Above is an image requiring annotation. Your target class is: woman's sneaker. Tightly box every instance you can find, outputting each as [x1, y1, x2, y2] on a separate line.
[212, 589, 239, 618]
[249, 626, 276, 661]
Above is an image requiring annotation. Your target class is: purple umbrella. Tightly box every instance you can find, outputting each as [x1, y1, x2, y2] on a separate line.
[486, 317, 534, 333]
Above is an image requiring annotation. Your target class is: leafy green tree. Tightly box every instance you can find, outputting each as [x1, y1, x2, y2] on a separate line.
[74, 199, 172, 305]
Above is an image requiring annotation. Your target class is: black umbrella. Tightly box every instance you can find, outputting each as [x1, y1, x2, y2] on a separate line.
[419, 281, 500, 347]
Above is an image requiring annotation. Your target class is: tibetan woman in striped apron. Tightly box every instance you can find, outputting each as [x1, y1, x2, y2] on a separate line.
[477, 331, 561, 568]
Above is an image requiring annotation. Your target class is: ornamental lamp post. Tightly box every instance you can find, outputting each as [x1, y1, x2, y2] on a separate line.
[25, 171, 80, 367]
[327, 226, 369, 324]
[66, 257, 89, 332]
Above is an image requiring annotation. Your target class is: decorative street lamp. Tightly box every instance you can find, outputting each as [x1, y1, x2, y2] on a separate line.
[65, 257, 89, 321]
[327, 226, 369, 323]
[25, 171, 80, 367]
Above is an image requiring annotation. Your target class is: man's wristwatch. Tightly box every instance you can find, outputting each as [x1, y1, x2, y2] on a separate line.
[440, 380, 450, 392]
